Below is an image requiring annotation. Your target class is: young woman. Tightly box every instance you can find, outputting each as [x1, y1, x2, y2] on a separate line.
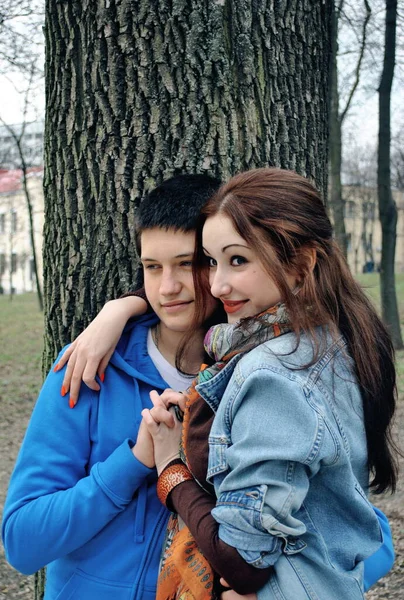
[55, 168, 396, 599]
[141, 167, 399, 600]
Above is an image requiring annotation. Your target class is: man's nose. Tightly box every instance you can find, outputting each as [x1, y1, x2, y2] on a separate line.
[159, 270, 182, 296]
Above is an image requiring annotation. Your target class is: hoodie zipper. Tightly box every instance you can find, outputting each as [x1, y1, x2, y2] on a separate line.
[130, 504, 169, 600]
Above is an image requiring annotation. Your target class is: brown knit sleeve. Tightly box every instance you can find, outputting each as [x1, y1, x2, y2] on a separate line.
[168, 480, 271, 595]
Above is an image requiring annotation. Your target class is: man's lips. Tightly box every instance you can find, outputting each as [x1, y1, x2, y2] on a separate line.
[161, 300, 193, 313]
[222, 300, 248, 314]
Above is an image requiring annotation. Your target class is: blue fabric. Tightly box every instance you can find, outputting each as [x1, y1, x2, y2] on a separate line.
[364, 507, 395, 591]
[197, 329, 394, 599]
[2, 314, 170, 600]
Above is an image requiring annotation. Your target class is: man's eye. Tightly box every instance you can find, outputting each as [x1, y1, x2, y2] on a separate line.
[180, 261, 193, 267]
[145, 264, 160, 270]
[231, 256, 247, 266]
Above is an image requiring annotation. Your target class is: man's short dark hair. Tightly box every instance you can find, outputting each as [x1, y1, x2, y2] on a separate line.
[136, 173, 221, 233]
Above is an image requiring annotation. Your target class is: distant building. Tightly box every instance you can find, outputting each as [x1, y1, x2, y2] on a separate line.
[0, 121, 44, 169]
[0, 168, 44, 294]
[343, 186, 404, 274]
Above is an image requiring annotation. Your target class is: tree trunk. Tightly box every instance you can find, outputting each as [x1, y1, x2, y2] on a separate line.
[38, 2, 333, 596]
[328, 1, 347, 257]
[378, 0, 402, 349]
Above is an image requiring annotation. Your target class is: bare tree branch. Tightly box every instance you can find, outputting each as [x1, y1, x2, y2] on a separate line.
[340, 0, 372, 123]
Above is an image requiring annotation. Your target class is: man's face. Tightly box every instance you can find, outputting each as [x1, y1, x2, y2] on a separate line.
[140, 228, 217, 333]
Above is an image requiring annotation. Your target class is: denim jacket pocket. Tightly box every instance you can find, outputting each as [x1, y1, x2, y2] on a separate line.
[206, 435, 230, 481]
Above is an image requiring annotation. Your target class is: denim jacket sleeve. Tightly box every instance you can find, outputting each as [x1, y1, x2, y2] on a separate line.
[211, 367, 336, 568]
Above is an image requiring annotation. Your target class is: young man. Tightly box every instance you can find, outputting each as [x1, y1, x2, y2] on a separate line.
[2, 174, 222, 600]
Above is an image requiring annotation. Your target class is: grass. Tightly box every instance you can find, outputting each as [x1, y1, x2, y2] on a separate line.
[0, 293, 44, 405]
[1, 275, 404, 400]
[356, 272, 404, 320]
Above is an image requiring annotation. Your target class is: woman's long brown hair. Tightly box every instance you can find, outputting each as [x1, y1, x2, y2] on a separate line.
[189, 167, 399, 494]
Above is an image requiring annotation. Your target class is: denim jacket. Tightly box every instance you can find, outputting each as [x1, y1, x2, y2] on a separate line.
[196, 330, 385, 600]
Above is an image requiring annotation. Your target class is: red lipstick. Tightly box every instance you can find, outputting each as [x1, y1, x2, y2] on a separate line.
[222, 300, 247, 314]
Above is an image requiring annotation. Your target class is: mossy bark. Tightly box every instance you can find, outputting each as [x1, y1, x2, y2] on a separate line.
[38, 1, 332, 595]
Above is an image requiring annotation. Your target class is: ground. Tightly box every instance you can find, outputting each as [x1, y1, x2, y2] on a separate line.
[0, 286, 403, 599]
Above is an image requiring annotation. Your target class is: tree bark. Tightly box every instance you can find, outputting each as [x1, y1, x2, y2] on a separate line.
[42, 0, 333, 368]
[378, 0, 402, 349]
[39, 2, 333, 595]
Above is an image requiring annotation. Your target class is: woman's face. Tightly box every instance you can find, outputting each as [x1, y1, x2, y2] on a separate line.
[202, 214, 297, 323]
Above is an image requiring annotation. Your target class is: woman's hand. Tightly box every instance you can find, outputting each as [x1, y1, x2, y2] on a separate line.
[220, 580, 257, 600]
[142, 391, 182, 474]
[54, 296, 148, 407]
[221, 591, 257, 600]
[157, 388, 187, 412]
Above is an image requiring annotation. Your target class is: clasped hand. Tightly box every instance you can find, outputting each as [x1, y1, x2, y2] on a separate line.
[139, 389, 184, 475]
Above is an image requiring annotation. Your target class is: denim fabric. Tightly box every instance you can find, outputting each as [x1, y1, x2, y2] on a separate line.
[196, 329, 384, 599]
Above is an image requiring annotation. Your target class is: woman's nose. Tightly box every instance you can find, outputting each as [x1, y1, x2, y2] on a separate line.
[209, 269, 231, 298]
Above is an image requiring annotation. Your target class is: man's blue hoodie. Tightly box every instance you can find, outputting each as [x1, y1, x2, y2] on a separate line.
[2, 314, 170, 600]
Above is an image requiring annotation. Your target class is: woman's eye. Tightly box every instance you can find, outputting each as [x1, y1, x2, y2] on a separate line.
[180, 261, 193, 268]
[231, 256, 247, 266]
[207, 257, 217, 267]
[145, 264, 160, 270]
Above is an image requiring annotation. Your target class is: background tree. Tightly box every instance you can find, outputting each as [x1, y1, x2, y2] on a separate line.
[0, 0, 44, 75]
[329, 0, 371, 258]
[391, 124, 404, 191]
[378, 0, 403, 348]
[0, 62, 44, 310]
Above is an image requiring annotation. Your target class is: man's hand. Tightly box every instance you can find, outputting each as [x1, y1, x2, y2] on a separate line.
[132, 419, 155, 468]
[54, 296, 148, 407]
[142, 391, 182, 474]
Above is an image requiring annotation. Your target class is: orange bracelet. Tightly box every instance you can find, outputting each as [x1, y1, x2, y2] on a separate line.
[157, 463, 193, 506]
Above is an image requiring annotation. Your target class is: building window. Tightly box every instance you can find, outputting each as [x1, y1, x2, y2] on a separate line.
[344, 200, 356, 219]
[11, 211, 17, 233]
[0, 253, 6, 275]
[346, 233, 352, 253]
[0, 214, 5, 234]
[11, 252, 17, 273]
[29, 258, 35, 281]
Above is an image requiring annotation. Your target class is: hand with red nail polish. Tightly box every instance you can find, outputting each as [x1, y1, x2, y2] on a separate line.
[56, 297, 146, 406]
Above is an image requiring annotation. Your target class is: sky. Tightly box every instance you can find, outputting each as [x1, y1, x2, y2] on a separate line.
[0, 74, 45, 125]
[0, 3, 402, 154]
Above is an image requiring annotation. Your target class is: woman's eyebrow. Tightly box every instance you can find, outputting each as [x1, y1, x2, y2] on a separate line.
[203, 244, 250, 254]
[222, 243, 250, 251]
